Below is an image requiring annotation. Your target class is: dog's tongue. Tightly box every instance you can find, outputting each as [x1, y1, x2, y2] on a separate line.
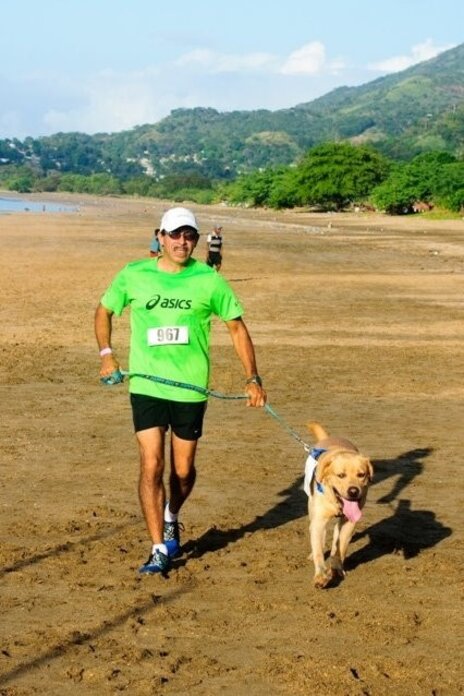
[343, 499, 362, 522]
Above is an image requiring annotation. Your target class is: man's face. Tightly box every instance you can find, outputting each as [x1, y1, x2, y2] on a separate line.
[161, 226, 199, 264]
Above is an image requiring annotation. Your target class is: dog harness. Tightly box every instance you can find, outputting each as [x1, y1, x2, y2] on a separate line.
[303, 447, 327, 497]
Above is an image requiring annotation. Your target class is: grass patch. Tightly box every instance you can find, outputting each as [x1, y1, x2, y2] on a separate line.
[421, 208, 463, 220]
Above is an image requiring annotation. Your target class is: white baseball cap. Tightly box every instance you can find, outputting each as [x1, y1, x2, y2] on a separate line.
[160, 207, 199, 233]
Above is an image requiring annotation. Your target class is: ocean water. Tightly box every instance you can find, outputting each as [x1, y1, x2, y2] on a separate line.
[0, 197, 78, 213]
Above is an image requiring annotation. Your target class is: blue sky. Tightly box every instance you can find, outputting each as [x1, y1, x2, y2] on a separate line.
[1, 0, 461, 139]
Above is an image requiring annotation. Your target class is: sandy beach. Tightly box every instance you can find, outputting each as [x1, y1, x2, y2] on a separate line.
[0, 194, 463, 695]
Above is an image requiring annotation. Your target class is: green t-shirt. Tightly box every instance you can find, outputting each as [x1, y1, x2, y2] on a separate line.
[100, 257, 243, 401]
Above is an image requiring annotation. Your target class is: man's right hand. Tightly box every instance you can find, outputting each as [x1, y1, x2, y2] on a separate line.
[99, 353, 120, 379]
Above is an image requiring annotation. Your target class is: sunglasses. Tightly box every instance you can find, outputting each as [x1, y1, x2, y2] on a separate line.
[164, 229, 198, 241]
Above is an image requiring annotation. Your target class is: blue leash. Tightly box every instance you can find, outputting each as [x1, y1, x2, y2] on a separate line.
[117, 369, 247, 400]
[262, 403, 311, 452]
[101, 369, 310, 451]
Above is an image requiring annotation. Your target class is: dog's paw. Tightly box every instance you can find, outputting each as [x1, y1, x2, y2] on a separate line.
[314, 567, 335, 589]
[329, 558, 346, 578]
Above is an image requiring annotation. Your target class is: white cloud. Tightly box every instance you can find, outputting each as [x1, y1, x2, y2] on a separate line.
[280, 41, 327, 75]
[175, 49, 278, 73]
[0, 41, 349, 137]
[368, 39, 455, 73]
[26, 41, 344, 135]
[176, 41, 345, 77]
[42, 70, 179, 134]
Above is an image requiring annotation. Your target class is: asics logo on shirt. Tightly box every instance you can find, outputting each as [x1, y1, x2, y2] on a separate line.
[145, 294, 192, 310]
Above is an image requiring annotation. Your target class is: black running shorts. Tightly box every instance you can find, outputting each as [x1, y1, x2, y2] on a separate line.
[130, 393, 207, 440]
[206, 252, 222, 266]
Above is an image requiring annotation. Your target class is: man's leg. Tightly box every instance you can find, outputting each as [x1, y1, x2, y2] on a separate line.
[163, 435, 198, 557]
[136, 426, 166, 545]
[168, 433, 198, 515]
[164, 401, 205, 556]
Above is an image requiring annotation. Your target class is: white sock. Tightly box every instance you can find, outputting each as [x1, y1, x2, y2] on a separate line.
[152, 543, 168, 556]
[164, 502, 178, 523]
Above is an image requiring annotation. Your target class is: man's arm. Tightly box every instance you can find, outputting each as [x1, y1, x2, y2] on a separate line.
[225, 317, 266, 407]
[94, 303, 120, 378]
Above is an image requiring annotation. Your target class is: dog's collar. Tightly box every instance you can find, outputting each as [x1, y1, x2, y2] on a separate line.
[311, 447, 327, 460]
[310, 447, 327, 494]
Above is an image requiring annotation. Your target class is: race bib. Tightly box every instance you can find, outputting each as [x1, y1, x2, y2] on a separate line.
[147, 326, 189, 346]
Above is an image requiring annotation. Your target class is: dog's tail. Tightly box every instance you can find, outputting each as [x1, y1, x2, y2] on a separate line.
[307, 421, 329, 441]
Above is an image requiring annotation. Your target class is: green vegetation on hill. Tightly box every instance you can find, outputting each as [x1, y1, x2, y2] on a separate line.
[0, 44, 463, 214]
[2, 143, 463, 215]
[220, 145, 464, 214]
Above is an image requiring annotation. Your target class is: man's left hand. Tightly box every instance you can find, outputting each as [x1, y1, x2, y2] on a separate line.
[245, 382, 267, 407]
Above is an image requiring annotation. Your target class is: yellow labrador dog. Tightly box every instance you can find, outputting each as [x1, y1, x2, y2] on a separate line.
[304, 422, 373, 588]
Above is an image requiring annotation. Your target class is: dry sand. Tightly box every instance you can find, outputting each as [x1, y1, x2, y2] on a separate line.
[0, 194, 463, 695]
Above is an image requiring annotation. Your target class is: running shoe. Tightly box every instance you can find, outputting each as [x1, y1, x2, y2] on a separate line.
[138, 548, 170, 575]
[164, 519, 182, 558]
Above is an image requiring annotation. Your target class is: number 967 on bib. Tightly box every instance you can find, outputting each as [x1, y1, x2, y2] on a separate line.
[147, 326, 189, 346]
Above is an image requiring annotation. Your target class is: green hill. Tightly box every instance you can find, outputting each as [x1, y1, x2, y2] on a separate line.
[1, 43, 463, 181]
[299, 43, 464, 154]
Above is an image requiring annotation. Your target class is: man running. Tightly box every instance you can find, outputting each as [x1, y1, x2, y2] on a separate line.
[149, 228, 161, 257]
[206, 223, 223, 271]
[95, 207, 266, 575]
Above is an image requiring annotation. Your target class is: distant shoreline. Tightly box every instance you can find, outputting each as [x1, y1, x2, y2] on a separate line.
[0, 192, 79, 214]
[0, 190, 461, 232]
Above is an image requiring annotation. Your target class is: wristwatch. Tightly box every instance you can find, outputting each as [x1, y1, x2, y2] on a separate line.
[245, 375, 263, 387]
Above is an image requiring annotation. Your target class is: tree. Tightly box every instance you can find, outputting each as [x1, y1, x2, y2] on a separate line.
[371, 151, 462, 214]
[432, 161, 464, 211]
[267, 167, 301, 209]
[371, 168, 416, 214]
[222, 169, 278, 207]
[7, 171, 34, 193]
[295, 143, 391, 210]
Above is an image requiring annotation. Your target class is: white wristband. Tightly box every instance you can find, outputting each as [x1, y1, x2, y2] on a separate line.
[99, 347, 113, 357]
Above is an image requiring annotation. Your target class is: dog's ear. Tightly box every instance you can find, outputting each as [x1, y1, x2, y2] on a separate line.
[364, 458, 374, 482]
[316, 454, 335, 482]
